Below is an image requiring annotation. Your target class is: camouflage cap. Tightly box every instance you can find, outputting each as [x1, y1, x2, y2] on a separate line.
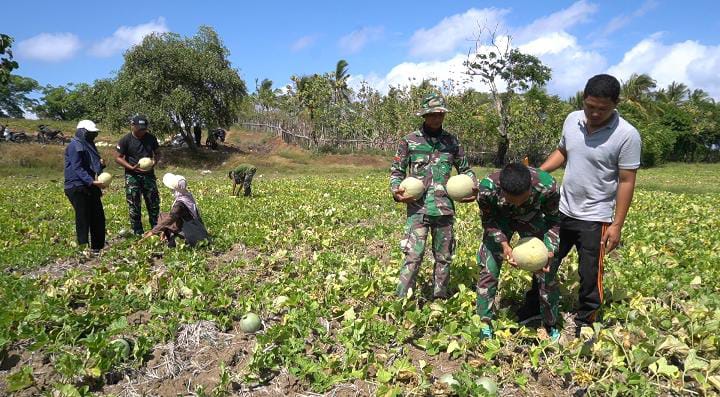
[416, 93, 450, 116]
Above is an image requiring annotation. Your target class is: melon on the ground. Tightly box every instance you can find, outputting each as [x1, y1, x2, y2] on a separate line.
[110, 338, 131, 359]
[240, 313, 262, 333]
[399, 177, 425, 200]
[475, 376, 497, 395]
[512, 237, 549, 272]
[446, 174, 474, 201]
[137, 157, 154, 170]
[97, 172, 112, 187]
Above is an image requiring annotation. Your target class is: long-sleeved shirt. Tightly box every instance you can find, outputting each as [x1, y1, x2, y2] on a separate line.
[64, 139, 98, 189]
[390, 126, 476, 216]
[477, 167, 561, 252]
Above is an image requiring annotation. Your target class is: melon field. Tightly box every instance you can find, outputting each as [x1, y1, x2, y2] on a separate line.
[0, 138, 719, 396]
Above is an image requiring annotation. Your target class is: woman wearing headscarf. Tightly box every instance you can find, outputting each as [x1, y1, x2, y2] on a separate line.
[142, 173, 208, 247]
[64, 120, 107, 255]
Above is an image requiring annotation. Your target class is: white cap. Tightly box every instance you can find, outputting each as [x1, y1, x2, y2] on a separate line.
[77, 120, 100, 132]
[162, 173, 186, 191]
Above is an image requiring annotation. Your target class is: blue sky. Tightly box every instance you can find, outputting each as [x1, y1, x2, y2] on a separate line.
[5, 0, 720, 98]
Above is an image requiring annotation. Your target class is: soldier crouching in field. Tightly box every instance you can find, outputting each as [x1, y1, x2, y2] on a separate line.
[229, 164, 257, 197]
[390, 93, 478, 300]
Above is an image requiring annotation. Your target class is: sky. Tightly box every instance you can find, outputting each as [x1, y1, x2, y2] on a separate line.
[5, 0, 720, 99]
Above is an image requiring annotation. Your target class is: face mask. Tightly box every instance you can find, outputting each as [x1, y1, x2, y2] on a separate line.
[85, 131, 98, 142]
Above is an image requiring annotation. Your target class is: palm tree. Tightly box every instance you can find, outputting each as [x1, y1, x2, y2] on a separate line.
[620, 73, 657, 115]
[332, 59, 351, 104]
[255, 78, 278, 112]
[567, 90, 583, 110]
[658, 81, 689, 105]
[689, 88, 714, 105]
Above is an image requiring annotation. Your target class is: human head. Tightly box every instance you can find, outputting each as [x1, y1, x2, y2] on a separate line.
[499, 163, 531, 206]
[583, 74, 620, 128]
[417, 93, 449, 129]
[76, 119, 100, 141]
[131, 115, 149, 135]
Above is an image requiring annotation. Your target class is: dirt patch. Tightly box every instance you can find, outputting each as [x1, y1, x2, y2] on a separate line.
[0, 346, 56, 397]
[207, 242, 261, 270]
[102, 321, 256, 397]
[23, 256, 101, 281]
[405, 344, 463, 378]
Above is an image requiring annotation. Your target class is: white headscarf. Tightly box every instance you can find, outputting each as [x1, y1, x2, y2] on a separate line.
[167, 175, 199, 219]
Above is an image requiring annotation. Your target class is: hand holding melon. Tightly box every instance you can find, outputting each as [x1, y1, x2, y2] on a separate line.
[395, 177, 425, 202]
[446, 174, 477, 202]
[96, 172, 113, 189]
[137, 157, 154, 172]
[512, 237, 552, 272]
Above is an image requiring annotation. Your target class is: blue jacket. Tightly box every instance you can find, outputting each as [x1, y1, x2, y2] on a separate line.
[64, 129, 103, 190]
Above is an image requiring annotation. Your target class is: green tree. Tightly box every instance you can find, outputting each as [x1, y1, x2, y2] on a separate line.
[0, 75, 39, 118]
[465, 30, 551, 166]
[255, 78, 279, 112]
[1, 34, 19, 86]
[34, 83, 91, 120]
[109, 26, 247, 148]
[332, 59, 351, 104]
[620, 73, 657, 115]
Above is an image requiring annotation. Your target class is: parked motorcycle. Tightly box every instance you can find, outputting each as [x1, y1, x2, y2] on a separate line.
[37, 124, 66, 145]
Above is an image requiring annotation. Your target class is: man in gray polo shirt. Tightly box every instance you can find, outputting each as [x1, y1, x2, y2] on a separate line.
[519, 74, 641, 335]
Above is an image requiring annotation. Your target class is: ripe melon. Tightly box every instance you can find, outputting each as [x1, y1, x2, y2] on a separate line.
[512, 237, 549, 272]
[438, 373, 459, 386]
[446, 174, 474, 201]
[240, 313, 262, 333]
[399, 177, 425, 201]
[137, 157, 154, 171]
[97, 172, 113, 187]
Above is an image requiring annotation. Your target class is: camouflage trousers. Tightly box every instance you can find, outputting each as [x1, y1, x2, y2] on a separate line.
[232, 169, 256, 196]
[476, 230, 560, 326]
[396, 213, 455, 299]
[125, 174, 160, 234]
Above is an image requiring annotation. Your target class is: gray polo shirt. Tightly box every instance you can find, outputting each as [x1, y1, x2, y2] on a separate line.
[558, 110, 641, 223]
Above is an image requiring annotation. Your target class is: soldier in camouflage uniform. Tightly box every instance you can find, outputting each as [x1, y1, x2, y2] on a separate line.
[115, 115, 161, 235]
[390, 93, 478, 300]
[475, 163, 561, 339]
[229, 164, 257, 197]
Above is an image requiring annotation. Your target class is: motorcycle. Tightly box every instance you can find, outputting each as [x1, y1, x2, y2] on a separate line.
[205, 128, 226, 150]
[37, 125, 66, 145]
[2, 126, 29, 143]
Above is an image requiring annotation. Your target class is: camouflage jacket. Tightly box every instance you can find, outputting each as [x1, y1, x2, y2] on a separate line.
[477, 167, 560, 252]
[390, 127, 476, 216]
[232, 164, 256, 175]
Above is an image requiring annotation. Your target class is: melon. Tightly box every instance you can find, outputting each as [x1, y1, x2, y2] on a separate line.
[446, 174, 475, 201]
[438, 373, 459, 387]
[475, 376, 497, 395]
[399, 177, 425, 200]
[97, 172, 113, 187]
[273, 295, 290, 309]
[110, 338, 131, 359]
[240, 313, 262, 333]
[137, 157, 154, 171]
[512, 237, 549, 272]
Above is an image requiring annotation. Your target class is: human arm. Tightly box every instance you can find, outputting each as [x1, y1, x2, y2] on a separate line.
[540, 148, 567, 173]
[67, 145, 97, 187]
[389, 139, 416, 203]
[477, 178, 512, 263]
[602, 168, 637, 253]
[453, 139, 479, 202]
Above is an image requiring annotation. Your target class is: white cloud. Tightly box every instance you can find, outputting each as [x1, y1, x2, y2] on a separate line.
[356, 2, 720, 100]
[608, 34, 720, 98]
[16, 33, 82, 62]
[602, 0, 658, 36]
[89, 17, 168, 57]
[291, 35, 318, 52]
[338, 26, 384, 54]
[408, 7, 509, 59]
[514, 0, 597, 41]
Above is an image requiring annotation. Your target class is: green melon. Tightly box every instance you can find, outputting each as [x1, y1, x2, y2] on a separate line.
[399, 177, 425, 201]
[110, 338, 131, 359]
[512, 237, 548, 272]
[446, 174, 474, 201]
[240, 313, 262, 333]
[137, 157, 154, 171]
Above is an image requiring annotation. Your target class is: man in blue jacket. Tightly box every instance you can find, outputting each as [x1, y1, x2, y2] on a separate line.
[64, 120, 107, 256]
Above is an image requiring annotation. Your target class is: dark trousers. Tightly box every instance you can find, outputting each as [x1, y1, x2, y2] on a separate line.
[194, 129, 201, 146]
[525, 215, 608, 327]
[65, 186, 106, 250]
